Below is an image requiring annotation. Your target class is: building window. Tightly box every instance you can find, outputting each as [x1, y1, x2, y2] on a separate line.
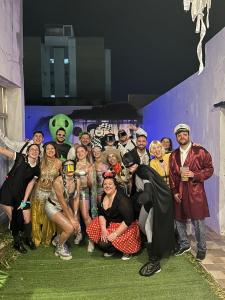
[0, 87, 8, 135]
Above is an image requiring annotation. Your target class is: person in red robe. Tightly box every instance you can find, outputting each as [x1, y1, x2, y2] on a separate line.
[169, 123, 214, 261]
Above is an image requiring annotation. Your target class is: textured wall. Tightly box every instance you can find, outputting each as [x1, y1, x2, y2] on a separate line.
[0, 0, 24, 223]
[143, 28, 225, 234]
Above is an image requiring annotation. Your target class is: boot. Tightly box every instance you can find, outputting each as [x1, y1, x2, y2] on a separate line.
[139, 243, 161, 277]
[23, 222, 36, 250]
[13, 232, 27, 254]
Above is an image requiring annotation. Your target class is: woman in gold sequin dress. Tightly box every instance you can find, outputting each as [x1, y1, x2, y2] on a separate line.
[31, 142, 62, 247]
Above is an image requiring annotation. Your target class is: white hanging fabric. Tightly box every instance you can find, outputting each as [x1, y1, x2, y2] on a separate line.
[183, 0, 211, 74]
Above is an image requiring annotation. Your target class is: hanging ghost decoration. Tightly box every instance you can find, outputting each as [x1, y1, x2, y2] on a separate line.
[184, 0, 211, 74]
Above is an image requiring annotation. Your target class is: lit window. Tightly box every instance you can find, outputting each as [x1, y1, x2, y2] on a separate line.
[64, 58, 69, 64]
[50, 95, 55, 98]
[50, 58, 55, 64]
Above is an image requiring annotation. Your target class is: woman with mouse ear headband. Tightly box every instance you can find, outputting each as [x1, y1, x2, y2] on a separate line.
[86, 172, 141, 260]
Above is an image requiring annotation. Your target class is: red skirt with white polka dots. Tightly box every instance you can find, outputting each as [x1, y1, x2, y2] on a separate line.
[86, 217, 141, 254]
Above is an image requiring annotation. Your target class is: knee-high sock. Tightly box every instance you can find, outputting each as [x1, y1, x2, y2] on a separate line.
[10, 208, 23, 237]
[24, 222, 32, 240]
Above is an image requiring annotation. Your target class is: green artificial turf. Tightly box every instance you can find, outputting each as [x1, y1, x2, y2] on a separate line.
[0, 243, 222, 300]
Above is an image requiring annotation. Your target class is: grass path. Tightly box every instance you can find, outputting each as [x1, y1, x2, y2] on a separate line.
[0, 243, 222, 300]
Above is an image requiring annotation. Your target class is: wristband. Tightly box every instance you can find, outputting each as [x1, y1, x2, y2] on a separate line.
[20, 201, 30, 209]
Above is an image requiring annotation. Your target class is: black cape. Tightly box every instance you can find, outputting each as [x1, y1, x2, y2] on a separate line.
[136, 165, 174, 258]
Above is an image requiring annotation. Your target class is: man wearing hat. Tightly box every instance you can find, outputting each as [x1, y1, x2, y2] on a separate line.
[116, 129, 136, 157]
[127, 128, 150, 166]
[104, 133, 117, 151]
[169, 123, 214, 261]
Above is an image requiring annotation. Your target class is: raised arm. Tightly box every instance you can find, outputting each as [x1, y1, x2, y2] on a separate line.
[0, 129, 26, 152]
[0, 146, 15, 160]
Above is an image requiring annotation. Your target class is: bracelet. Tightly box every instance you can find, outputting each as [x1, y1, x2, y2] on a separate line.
[20, 201, 31, 209]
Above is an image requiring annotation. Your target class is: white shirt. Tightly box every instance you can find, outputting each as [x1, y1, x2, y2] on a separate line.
[180, 142, 192, 166]
[137, 149, 149, 166]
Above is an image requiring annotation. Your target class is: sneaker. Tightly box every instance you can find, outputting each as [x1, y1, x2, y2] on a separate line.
[121, 253, 132, 261]
[55, 244, 72, 260]
[196, 250, 206, 261]
[175, 246, 191, 256]
[139, 260, 161, 277]
[103, 252, 115, 257]
[74, 231, 83, 245]
[52, 235, 60, 247]
[87, 240, 95, 253]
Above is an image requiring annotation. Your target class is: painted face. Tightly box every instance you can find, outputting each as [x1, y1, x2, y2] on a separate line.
[151, 144, 163, 159]
[92, 146, 102, 159]
[80, 134, 91, 146]
[107, 154, 118, 166]
[33, 133, 44, 145]
[45, 144, 56, 158]
[128, 163, 138, 174]
[161, 138, 170, 150]
[28, 145, 40, 159]
[176, 132, 190, 145]
[76, 146, 88, 160]
[56, 130, 66, 143]
[103, 178, 116, 195]
[136, 136, 147, 151]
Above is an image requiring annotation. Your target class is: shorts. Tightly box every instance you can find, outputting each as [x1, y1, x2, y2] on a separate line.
[45, 199, 62, 219]
[80, 187, 90, 201]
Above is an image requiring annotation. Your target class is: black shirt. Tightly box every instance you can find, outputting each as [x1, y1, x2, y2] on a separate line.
[98, 190, 134, 226]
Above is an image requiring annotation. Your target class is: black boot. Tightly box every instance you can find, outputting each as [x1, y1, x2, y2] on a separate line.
[139, 243, 161, 277]
[13, 232, 27, 254]
[23, 222, 36, 250]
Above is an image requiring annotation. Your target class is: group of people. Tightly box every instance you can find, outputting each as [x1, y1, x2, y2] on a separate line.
[0, 122, 213, 277]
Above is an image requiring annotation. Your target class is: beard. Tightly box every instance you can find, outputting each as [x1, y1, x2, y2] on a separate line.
[178, 139, 190, 145]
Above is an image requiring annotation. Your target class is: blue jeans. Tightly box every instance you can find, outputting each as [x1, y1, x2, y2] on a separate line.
[175, 219, 206, 252]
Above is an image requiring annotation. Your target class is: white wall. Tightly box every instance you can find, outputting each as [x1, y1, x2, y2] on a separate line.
[143, 27, 225, 234]
[0, 0, 24, 180]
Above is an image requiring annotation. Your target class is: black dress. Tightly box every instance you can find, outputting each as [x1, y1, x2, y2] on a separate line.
[0, 153, 40, 208]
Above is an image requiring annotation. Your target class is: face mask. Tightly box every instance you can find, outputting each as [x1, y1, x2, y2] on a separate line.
[63, 163, 74, 173]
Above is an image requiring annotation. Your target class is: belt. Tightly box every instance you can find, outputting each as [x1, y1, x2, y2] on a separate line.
[47, 198, 56, 206]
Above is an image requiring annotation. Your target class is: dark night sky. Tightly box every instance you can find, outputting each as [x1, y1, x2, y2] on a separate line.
[23, 0, 225, 101]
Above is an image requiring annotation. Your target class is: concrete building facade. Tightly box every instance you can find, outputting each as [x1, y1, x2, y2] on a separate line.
[24, 25, 111, 103]
[0, 0, 24, 185]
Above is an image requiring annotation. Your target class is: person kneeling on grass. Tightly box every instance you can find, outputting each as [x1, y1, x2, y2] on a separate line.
[45, 160, 80, 260]
[86, 172, 141, 260]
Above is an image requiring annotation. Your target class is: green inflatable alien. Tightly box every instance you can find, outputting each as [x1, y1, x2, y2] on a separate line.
[49, 113, 73, 144]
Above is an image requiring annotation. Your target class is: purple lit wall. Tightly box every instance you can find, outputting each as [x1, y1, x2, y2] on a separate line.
[142, 27, 225, 235]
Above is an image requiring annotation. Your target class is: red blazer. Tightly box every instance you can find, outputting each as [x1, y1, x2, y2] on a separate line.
[169, 144, 214, 221]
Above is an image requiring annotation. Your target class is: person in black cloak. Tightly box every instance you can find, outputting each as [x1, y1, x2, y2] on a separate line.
[122, 151, 174, 277]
